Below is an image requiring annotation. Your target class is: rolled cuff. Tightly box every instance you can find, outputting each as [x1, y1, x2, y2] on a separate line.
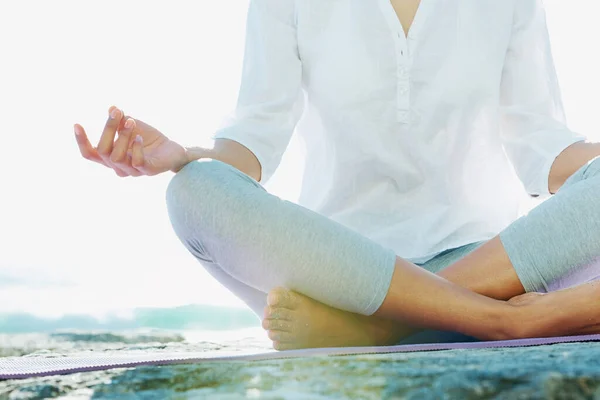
[520, 133, 586, 198]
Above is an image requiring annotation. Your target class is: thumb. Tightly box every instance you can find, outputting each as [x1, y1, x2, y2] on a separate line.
[117, 111, 130, 130]
[118, 113, 138, 136]
[118, 118, 137, 149]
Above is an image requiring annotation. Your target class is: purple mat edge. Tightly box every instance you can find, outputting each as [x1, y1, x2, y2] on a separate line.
[2, 334, 600, 380]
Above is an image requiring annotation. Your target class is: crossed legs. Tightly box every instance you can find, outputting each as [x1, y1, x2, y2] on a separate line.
[166, 157, 600, 349]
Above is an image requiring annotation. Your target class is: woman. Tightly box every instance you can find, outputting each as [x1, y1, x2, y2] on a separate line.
[74, 0, 600, 350]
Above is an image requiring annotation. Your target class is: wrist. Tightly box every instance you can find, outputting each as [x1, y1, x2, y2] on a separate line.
[169, 146, 195, 173]
[171, 146, 214, 173]
[186, 146, 216, 162]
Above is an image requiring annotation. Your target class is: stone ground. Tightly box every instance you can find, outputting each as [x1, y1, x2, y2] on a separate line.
[2, 332, 600, 399]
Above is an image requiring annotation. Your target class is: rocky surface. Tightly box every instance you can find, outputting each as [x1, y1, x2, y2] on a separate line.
[2, 332, 600, 399]
[0, 331, 186, 358]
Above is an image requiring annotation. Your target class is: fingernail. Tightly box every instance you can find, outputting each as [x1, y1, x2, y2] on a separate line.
[124, 119, 133, 130]
[73, 125, 79, 135]
[110, 108, 120, 119]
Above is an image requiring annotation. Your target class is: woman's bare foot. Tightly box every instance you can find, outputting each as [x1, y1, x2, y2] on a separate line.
[262, 287, 415, 350]
[262, 280, 600, 350]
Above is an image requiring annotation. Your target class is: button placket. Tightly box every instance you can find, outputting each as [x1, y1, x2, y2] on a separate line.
[377, 0, 434, 124]
[396, 38, 410, 123]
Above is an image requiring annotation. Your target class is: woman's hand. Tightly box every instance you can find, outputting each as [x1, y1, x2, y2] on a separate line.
[74, 106, 189, 177]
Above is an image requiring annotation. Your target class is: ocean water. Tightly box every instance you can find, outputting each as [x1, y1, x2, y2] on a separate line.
[0, 326, 272, 359]
[0, 302, 270, 357]
[0, 303, 260, 334]
[0, 278, 270, 353]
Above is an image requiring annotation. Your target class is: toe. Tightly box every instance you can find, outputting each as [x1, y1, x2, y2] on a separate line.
[273, 341, 296, 351]
[267, 287, 300, 309]
[263, 306, 293, 321]
[262, 318, 294, 332]
[268, 330, 294, 343]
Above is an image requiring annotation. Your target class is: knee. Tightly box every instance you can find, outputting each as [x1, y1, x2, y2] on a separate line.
[166, 159, 260, 228]
[166, 159, 231, 223]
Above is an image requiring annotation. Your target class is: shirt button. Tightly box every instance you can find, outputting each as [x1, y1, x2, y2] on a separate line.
[398, 110, 409, 121]
[399, 87, 409, 95]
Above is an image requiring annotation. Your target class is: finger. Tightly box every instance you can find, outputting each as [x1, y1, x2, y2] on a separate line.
[131, 135, 146, 171]
[115, 169, 129, 177]
[117, 112, 130, 131]
[96, 106, 123, 161]
[117, 113, 138, 149]
[110, 119, 144, 177]
[110, 118, 135, 164]
[75, 122, 130, 176]
[74, 124, 107, 166]
[127, 167, 143, 177]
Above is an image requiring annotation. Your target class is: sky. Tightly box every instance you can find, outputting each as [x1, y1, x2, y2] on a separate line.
[0, 1, 598, 318]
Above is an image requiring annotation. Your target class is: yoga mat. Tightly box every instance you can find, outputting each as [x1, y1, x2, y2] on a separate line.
[2, 334, 600, 380]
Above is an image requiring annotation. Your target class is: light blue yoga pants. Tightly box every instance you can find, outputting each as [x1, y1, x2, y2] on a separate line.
[166, 157, 600, 319]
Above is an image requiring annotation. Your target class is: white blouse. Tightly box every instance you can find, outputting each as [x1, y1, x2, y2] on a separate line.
[212, 0, 586, 263]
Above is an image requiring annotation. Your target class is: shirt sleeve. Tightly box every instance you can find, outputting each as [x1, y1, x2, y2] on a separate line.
[211, 0, 304, 184]
[499, 0, 586, 197]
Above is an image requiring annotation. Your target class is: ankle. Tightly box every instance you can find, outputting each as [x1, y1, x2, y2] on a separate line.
[494, 303, 541, 340]
[368, 317, 416, 345]
[466, 303, 520, 341]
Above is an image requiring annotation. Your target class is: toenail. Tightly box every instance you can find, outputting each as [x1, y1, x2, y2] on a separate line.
[267, 292, 279, 306]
